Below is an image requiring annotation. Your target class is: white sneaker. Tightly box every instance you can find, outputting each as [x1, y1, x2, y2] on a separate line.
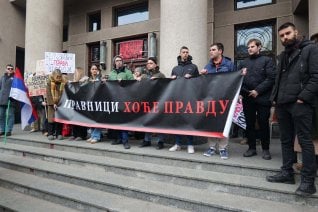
[187, 145, 194, 154]
[169, 144, 181, 151]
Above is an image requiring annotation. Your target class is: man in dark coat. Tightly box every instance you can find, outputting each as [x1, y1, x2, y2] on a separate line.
[266, 22, 318, 197]
[239, 39, 276, 160]
[0, 64, 16, 136]
[169, 46, 199, 154]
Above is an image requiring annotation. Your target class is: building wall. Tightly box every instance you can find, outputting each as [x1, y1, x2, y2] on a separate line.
[65, 0, 160, 75]
[0, 1, 25, 74]
[214, 0, 293, 60]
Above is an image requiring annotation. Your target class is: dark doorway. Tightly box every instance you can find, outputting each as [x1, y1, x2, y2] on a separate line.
[14, 46, 25, 124]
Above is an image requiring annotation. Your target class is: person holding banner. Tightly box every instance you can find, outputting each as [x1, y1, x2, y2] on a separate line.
[86, 64, 103, 144]
[0, 64, 16, 136]
[138, 57, 166, 150]
[109, 55, 134, 149]
[239, 38, 276, 160]
[200, 43, 235, 159]
[68, 67, 88, 141]
[169, 46, 199, 154]
[46, 69, 67, 140]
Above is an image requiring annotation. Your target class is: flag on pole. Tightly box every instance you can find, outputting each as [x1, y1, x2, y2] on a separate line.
[9, 68, 38, 129]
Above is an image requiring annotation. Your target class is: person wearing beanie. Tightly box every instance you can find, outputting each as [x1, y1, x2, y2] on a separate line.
[108, 55, 134, 149]
[139, 57, 166, 150]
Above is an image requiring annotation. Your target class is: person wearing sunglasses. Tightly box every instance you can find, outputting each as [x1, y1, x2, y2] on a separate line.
[0, 64, 16, 136]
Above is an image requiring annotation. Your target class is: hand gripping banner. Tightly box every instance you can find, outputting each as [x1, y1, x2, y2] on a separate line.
[54, 71, 243, 138]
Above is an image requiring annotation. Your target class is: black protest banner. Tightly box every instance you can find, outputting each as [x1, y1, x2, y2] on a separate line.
[54, 71, 243, 138]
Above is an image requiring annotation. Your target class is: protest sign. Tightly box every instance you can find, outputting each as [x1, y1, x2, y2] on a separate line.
[45, 52, 75, 74]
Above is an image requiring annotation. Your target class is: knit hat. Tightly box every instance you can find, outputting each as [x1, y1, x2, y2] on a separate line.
[148, 57, 157, 65]
[113, 55, 123, 68]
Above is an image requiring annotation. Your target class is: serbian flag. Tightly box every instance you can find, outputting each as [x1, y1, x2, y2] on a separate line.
[9, 68, 38, 129]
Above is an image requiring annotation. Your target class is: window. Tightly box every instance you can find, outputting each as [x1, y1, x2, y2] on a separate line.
[114, 2, 149, 26]
[234, 20, 276, 66]
[88, 11, 101, 32]
[235, 0, 274, 10]
[88, 43, 100, 74]
[114, 36, 148, 70]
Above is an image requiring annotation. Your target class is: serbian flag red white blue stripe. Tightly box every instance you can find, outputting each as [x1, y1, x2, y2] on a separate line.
[9, 68, 38, 129]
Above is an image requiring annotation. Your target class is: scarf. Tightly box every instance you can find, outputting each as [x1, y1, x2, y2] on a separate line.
[50, 81, 65, 104]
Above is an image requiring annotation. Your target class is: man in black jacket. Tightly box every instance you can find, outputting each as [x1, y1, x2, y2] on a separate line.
[266, 22, 318, 197]
[169, 46, 199, 154]
[239, 39, 276, 160]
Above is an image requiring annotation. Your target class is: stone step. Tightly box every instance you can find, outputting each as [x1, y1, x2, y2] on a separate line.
[0, 154, 317, 210]
[4, 137, 282, 178]
[0, 166, 316, 212]
[0, 167, 187, 212]
[0, 187, 78, 212]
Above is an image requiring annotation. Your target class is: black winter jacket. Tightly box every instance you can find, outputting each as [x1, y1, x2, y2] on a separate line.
[239, 54, 276, 105]
[171, 55, 199, 78]
[270, 40, 318, 106]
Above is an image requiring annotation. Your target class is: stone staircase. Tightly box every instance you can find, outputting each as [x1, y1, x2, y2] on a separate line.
[0, 129, 317, 211]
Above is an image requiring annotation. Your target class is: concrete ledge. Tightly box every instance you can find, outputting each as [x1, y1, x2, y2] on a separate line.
[0, 187, 78, 212]
[0, 154, 317, 210]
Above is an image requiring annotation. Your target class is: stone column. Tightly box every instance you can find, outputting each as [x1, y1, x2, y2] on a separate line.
[160, 0, 208, 76]
[309, 0, 318, 37]
[25, 0, 63, 74]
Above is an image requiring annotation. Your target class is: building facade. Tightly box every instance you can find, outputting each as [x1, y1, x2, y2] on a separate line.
[0, 0, 317, 77]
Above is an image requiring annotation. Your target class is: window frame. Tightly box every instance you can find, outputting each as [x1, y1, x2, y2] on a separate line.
[113, 1, 149, 27]
[234, 0, 276, 10]
[234, 19, 276, 67]
[113, 35, 148, 70]
[87, 11, 101, 32]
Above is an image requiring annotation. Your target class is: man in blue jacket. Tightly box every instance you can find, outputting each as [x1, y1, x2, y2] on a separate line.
[200, 43, 235, 159]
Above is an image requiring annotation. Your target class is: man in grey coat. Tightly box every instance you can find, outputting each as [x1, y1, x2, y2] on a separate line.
[0, 64, 16, 136]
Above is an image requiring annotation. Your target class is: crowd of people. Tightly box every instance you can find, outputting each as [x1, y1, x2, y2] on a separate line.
[1, 22, 317, 197]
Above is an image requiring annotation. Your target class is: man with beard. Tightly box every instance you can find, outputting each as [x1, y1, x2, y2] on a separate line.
[266, 22, 318, 197]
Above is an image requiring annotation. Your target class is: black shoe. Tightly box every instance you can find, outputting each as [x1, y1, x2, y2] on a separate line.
[262, 150, 272, 160]
[111, 140, 122, 145]
[139, 140, 151, 148]
[266, 172, 295, 184]
[243, 149, 257, 157]
[295, 182, 317, 197]
[123, 142, 130, 149]
[6, 132, 11, 136]
[156, 141, 164, 150]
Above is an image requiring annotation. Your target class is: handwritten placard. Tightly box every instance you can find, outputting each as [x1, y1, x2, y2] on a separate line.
[26, 75, 49, 97]
[45, 52, 75, 74]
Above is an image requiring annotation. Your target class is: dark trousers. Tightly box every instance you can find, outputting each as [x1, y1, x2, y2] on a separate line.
[243, 97, 271, 150]
[72, 125, 87, 139]
[48, 122, 62, 136]
[276, 103, 317, 183]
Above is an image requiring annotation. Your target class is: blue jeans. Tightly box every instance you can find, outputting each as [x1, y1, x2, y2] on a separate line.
[175, 135, 193, 146]
[120, 131, 129, 143]
[144, 132, 165, 143]
[91, 128, 101, 140]
[0, 105, 15, 133]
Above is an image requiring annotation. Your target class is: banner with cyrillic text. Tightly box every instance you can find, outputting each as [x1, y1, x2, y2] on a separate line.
[54, 71, 243, 138]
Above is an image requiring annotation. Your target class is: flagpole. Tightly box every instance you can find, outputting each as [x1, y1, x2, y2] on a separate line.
[3, 99, 11, 144]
